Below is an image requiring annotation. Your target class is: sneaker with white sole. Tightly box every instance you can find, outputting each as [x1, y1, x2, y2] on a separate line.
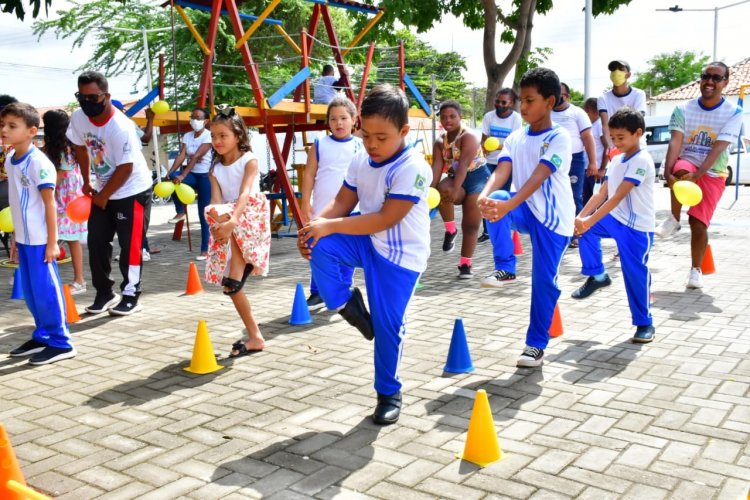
[457, 264, 473, 279]
[85, 293, 120, 314]
[28, 346, 76, 365]
[480, 270, 516, 288]
[656, 217, 681, 238]
[9, 339, 47, 357]
[168, 213, 186, 224]
[517, 345, 544, 368]
[142, 249, 151, 262]
[69, 281, 87, 295]
[109, 296, 143, 316]
[686, 267, 703, 289]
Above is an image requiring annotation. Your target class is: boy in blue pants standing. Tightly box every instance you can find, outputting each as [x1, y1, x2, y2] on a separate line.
[478, 68, 574, 368]
[571, 107, 656, 343]
[298, 84, 432, 425]
[2, 103, 76, 365]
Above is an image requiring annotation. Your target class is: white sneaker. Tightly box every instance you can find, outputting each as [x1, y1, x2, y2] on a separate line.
[69, 282, 87, 295]
[142, 249, 151, 262]
[657, 217, 681, 238]
[686, 267, 703, 289]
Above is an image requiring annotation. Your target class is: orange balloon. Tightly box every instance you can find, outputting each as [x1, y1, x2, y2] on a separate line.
[67, 196, 92, 223]
[608, 147, 621, 160]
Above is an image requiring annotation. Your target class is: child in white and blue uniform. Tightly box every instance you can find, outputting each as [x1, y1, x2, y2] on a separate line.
[571, 107, 656, 343]
[478, 68, 574, 368]
[298, 84, 431, 425]
[2, 102, 75, 365]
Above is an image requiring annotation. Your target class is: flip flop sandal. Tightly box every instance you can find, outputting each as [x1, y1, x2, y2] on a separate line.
[229, 340, 263, 358]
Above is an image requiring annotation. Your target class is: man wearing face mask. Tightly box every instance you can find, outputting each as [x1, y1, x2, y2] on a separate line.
[598, 60, 647, 153]
[478, 88, 522, 242]
[67, 71, 153, 316]
[164, 107, 213, 260]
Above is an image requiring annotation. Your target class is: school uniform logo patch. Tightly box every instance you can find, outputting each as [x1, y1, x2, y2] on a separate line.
[414, 174, 426, 191]
[636, 168, 646, 176]
[40, 168, 49, 179]
[550, 154, 562, 168]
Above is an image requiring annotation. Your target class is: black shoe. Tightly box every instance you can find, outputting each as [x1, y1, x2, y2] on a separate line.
[108, 296, 143, 316]
[457, 264, 473, 279]
[28, 346, 76, 365]
[9, 339, 47, 357]
[571, 275, 612, 299]
[372, 392, 402, 425]
[633, 325, 655, 344]
[477, 232, 490, 243]
[306, 293, 325, 311]
[442, 231, 458, 252]
[85, 292, 120, 314]
[339, 288, 374, 341]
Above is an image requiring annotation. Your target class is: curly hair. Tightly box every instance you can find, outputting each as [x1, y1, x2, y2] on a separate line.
[42, 109, 72, 169]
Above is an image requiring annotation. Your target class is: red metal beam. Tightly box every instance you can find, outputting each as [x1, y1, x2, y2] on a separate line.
[358, 42, 375, 109]
[320, 4, 355, 103]
[399, 41, 405, 92]
[196, 0, 222, 109]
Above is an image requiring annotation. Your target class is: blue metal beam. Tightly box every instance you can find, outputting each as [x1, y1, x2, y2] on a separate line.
[125, 86, 161, 117]
[403, 73, 431, 117]
[267, 67, 312, 109]
[175, 0, 284, 25]
[303, 0, 380, 15]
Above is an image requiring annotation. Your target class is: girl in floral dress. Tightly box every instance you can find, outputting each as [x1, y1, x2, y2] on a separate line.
[204, 107, 270, 358]
[43, 110, 87, 294]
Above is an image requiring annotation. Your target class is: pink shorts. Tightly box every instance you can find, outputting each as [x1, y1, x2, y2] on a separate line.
[674, 159, 725, 227]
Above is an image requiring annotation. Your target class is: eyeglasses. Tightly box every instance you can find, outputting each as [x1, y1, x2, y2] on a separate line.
[74, 92, 106, 103]
[215, 104, 236, 117]
[700, 73, 727, 83]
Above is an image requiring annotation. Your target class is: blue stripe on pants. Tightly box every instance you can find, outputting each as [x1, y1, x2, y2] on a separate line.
[310, 233, 419, 395]
[17, 243, 72, 348]
[487, 190, 569, 349]
[579, 214, 653, 326]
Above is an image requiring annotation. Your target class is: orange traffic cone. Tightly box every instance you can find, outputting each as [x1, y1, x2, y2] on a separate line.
[701, 243, 715, 275]
[62, 284, 80, 324]
[185, 262, 204, 295]
[549, 303, 564, 338]
[512, 230, 523, 255]
[0, 423, 27, 500]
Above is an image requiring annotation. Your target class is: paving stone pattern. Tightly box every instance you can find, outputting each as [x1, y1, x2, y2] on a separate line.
[1, 186, 749, 499]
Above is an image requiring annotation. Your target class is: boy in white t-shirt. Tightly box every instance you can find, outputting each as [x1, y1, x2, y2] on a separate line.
[583, 97, 608, 205]
[478, 68, 574, 368]
[1, 103, 76, 365]
[297, 84, 432, 425]
[571, 107, 656, 344]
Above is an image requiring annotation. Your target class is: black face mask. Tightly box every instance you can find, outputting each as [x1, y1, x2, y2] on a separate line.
[79, 99, 106, 118]
[495, 106, 510, 117]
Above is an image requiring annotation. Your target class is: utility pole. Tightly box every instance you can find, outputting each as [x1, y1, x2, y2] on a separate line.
[584, 0, 592, 98]
[472, 87, 477, 128]
[431, 74, 437, 145]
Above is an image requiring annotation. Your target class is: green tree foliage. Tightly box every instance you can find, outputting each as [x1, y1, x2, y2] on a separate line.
[632, 50, 709, 97]
[33, 0, 358, 108]
[1, 0, 53, 20]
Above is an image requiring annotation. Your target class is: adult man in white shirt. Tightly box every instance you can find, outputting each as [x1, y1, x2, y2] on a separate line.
[312, 64, 345, 104]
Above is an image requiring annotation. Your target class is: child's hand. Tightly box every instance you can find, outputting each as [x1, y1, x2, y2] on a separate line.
[574, 216, 590, 237]
[296, 231, 313, 260]
[45, 242, 60, 263]
[478, 197, 509, 222]
[298, 219, 332, 249]
[299, 199, 313, 225]
[214, 219, 236, 242]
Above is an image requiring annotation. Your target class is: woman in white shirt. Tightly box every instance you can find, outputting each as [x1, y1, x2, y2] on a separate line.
[166, 108, 213, 259]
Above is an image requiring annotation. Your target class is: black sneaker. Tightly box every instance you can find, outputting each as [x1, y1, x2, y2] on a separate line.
[372, 392, 402, 425]
[477, 232, 490, 243]
[517, 345, 544, 368]
[633, 325, 655, 344]
[108, 296, 143, 316]
[457, 264, 473, 279]
[571, 275, 612, 299]
[442, 231, 458, 252]
[306, 293, 325, 311]
[339, 287, 374, 341]
[9, 339, 47, 357]
[28, 346, 77, 365]
[85, 292, 120, 314]
[480, 270, 516, 288]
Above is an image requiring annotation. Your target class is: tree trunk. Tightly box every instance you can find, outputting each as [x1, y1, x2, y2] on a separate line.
[481, 0, 537, 112]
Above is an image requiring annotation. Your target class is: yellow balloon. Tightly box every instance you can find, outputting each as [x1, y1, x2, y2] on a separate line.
[484, 137, 500, 152]
[176, 183, 196, 204]
[150, 100, 170, 114]
[0, 206, 13, 233]
[427, 187, 441, 209]
[154, 181, 175, 198]
[673, 180, 703, 207]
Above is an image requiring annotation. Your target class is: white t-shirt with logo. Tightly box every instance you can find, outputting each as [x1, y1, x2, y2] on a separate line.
[211, 151, 259, 203]
[66, 109, 152, 200]
[343, 145, 432, 273]
[481, 110, 523, 164]
[552, 104, 591, 154]
[6, 146, 57, 245]
[605, 149, 655, 232]
[182, 129, 213, 174]
[669, 97, 743, 178]
[312, 135, 363, 217]
[498, 125, 574, 237]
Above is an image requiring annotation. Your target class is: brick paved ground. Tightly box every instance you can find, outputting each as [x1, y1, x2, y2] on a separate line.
[1, 185, 749, 499]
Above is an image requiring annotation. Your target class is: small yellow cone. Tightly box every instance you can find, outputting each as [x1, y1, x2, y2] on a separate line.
[459, 389, 503, 467]
[184, 320, 224, 374]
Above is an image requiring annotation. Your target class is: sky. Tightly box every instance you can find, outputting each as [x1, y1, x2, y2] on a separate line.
[1, 0, 750, 108]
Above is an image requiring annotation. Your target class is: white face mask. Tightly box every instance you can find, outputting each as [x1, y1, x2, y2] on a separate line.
[189, 119, 205, 132]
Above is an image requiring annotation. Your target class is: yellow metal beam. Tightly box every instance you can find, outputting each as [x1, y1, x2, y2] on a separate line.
[342, 10, 384, 57]
[273, 24, 301, 55]
[175, 5, 211, 56]
[235, 0, 282, 49]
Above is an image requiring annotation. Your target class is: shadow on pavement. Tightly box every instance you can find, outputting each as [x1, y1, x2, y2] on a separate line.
[651, 290, 722, 320]
[553, 339, 643, 384]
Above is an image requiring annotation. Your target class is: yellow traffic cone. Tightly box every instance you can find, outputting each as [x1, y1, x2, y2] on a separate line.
[183, 320, 224, 374]
[459, 389, 503, 467]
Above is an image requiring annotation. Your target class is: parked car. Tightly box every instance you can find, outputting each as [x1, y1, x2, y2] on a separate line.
[726, 136, 750, 185]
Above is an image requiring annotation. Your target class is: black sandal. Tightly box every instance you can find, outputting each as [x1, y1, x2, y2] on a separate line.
[229, 340, 263, 358]
[221, 264, 255, 295]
